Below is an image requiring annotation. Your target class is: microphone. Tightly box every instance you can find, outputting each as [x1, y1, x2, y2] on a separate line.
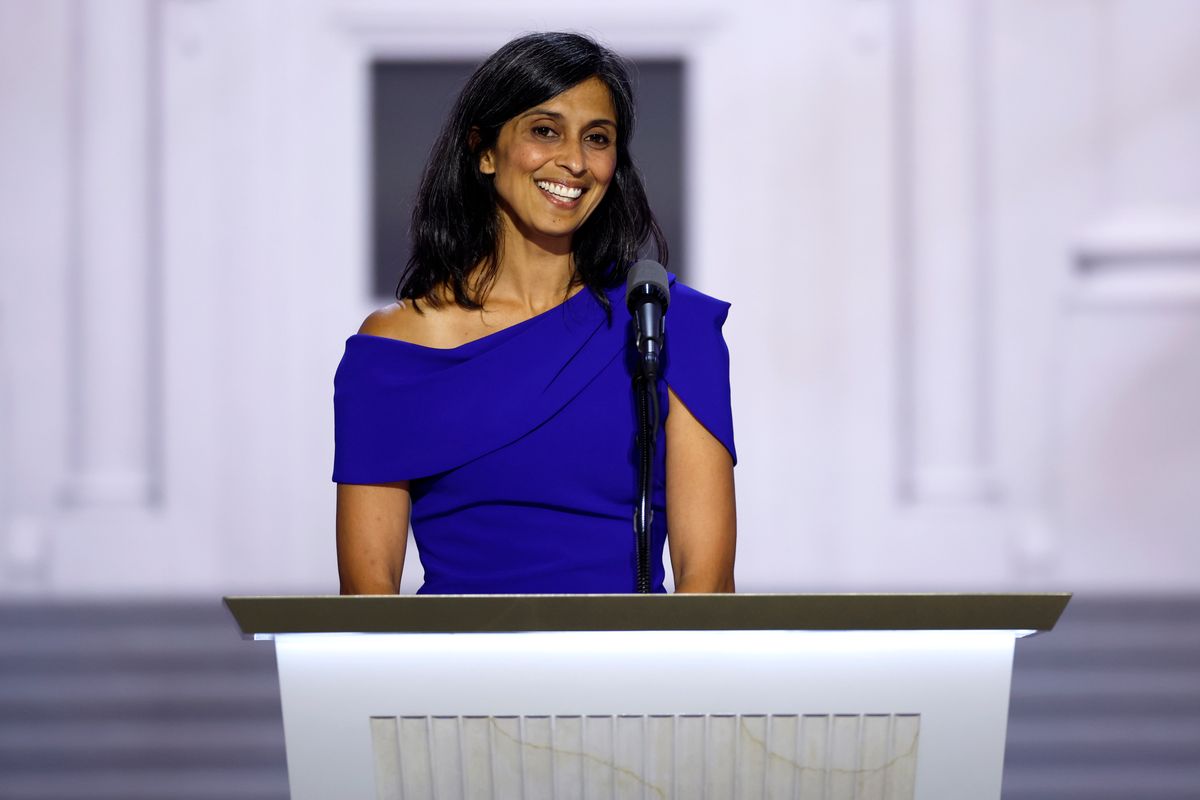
[625, 260, 670, 380]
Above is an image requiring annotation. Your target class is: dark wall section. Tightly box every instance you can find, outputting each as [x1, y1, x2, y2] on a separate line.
[1002, 596, 1200, 799]
[628, 60, 685, 273]
[371, 61, 476, 299]
[0, 601, 288, 800]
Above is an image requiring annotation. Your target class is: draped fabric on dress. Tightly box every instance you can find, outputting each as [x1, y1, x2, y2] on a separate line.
[333, 276, 734, 594]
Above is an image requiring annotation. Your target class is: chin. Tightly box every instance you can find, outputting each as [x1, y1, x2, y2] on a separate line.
[532, 220, 583, 240]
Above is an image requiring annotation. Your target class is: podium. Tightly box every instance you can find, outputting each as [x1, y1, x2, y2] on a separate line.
[225, 593, 1069, 799]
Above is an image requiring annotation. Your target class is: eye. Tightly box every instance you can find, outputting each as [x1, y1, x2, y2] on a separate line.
[586, 132, 612, 146]
[532, 125, 557, 139]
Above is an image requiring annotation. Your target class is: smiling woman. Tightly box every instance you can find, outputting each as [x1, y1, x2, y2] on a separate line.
[478, 77, 618, 243]
[333, 32, 737, 595]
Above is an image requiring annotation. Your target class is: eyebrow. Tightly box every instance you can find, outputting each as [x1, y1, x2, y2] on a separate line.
[519, 109, 617, 128]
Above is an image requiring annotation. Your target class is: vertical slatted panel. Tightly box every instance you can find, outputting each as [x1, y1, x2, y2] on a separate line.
[612, 716, 644, 799]
[551, 716, 583, 800]
[827, 715, 860, 799]
[674, 715, 706, 799]
[521, 717, 553, 800]
[856, 714, 891, 800]
[460, 717, 492, 800]
[798, 714, 830, 800]
[368, 713, 918, 799]
[369, 716, 402, 800]
[644, 715, 674, 799]
[886, 715, 920, 800]
[489, 717, 523, 798]
[765, 714, 798, 800]
[580, 716, 614, 800]
[736, 715, 769, 798]
[429, 717, 462, 798]
[397, 717, 433, 799]
[706, 715, 738, 798]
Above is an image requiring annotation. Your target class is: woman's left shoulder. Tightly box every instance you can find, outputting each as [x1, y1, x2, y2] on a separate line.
[667, 275, 731, 321]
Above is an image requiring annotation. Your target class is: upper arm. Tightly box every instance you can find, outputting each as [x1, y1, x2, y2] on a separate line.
[335, 481, 411, 594]
[335, 305, 418, 594]
[664, 385, 736, 593]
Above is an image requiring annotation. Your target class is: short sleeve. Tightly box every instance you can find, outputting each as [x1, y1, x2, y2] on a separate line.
[332, 337, 411, 484]
[662, 280, 737, 465]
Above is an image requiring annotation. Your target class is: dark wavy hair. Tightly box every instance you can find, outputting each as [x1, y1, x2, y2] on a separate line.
[397, 31, 668, 310]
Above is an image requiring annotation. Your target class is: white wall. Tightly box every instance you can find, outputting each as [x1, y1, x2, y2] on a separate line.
[0, 0, 73, 590]
[2, 0, 1198, 597]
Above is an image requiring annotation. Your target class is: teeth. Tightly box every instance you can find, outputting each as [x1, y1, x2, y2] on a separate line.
[536, 180, 583, 200]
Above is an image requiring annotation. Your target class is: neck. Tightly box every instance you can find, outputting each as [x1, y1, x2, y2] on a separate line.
[485, 208, 577, 313]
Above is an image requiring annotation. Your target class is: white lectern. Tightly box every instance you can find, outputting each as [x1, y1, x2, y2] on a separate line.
[226, 593, 1068, 800]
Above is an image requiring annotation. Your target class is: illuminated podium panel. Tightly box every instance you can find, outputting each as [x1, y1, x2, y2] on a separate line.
[225, 593, 1069, 800]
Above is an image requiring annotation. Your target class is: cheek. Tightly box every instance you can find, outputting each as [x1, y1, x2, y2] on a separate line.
[505, 143, 552, 176]
[586, 158, 618, 209]
[593, 153, 618, 185]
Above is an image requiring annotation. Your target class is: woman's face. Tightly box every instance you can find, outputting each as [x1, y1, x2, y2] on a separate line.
[479, 77, 619, 250]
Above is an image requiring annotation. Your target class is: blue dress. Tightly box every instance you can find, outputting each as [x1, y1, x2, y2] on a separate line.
[332, 275, 735, 594]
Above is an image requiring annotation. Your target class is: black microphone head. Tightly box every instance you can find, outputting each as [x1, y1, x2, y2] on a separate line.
[625, 259, 670, 313]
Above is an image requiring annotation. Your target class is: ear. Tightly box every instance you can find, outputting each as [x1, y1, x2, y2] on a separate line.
[469, 127, 495, 175]
[478, 149, 496, 175]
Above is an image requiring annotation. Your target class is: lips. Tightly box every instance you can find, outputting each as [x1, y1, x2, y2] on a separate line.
[535, 179, 586, 208]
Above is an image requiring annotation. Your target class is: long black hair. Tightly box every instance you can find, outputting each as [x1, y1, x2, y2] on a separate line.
[397, 31, 668, 310]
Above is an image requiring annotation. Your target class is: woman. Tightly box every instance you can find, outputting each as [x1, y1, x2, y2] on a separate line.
[334, 32, 736, 594]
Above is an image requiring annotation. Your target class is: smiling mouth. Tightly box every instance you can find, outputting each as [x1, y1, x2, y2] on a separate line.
[535, 179, 585, 206]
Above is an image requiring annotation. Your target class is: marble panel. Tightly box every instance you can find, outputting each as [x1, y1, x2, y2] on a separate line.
[369, 713, 921, 800]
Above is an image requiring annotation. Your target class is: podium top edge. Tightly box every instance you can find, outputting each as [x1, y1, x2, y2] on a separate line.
[222, 592, 1072, 636]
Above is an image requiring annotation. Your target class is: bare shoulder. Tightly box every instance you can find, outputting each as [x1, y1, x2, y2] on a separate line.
[357, 298, 475, 349]
[358, 301, 424, 341]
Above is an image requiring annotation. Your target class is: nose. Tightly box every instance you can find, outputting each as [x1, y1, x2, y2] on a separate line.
[556, 137, 586, 177]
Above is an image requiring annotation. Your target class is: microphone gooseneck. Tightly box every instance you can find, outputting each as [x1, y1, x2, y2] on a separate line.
[625, 261, 670, 593]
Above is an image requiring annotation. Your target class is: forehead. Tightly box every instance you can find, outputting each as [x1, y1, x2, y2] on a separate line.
[519, 76, 617, 123]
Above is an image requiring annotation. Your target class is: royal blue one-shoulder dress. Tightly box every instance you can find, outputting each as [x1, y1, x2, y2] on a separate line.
[332, 275, 735, 594]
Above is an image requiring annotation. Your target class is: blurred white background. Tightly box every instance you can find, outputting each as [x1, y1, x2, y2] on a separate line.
[1, 2, 1199, 797]
[4, 0, 1198, 598]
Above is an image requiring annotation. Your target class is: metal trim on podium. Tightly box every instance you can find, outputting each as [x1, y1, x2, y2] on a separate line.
[226, 593, 1069, 800]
